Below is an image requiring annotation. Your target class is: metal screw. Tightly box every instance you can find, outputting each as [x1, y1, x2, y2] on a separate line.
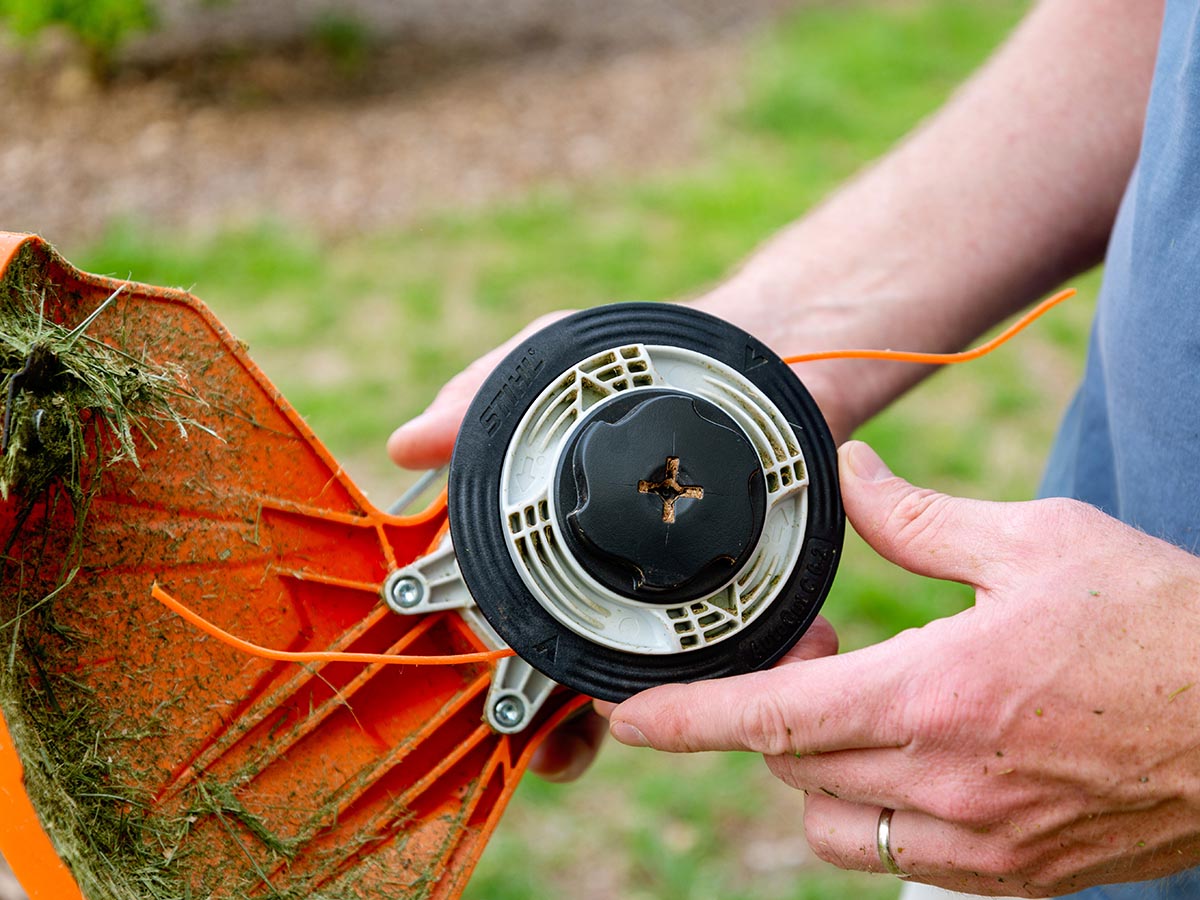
[386, 575, 424, 612]
[491, 695, 526, 729]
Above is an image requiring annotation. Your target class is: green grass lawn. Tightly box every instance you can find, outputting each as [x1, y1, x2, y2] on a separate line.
[71, 1, 1103, 897]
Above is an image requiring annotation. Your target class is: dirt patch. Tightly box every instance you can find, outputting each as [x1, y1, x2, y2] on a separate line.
[0, 1, 794, 253]
[138, 0, 792, 61]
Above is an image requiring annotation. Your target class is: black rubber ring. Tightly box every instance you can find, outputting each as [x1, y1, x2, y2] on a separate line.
[448, 303, 844, 701]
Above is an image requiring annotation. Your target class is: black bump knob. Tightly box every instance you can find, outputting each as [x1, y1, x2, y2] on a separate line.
[554, 389, 766, 604]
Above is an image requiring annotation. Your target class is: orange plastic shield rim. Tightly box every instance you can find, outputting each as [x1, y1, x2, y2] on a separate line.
[0, 232, 585, 900]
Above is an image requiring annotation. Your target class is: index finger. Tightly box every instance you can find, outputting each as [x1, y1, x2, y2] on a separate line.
[609, 637, 913, 755]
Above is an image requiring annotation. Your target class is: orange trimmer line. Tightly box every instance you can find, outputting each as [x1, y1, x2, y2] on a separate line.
[150, 583, 515, 666]
[782, 288, 1075, 365]
[149, 289, 1073, 670]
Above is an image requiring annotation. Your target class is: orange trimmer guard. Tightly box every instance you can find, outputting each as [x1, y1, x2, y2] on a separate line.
[0, 233, 583, 900]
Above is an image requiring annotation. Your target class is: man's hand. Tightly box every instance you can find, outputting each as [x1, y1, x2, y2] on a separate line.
[385, 303, 854, 469]
[387, 312, 571, 470]
[601, 441, 1200, 897]
[386, 312, 608, 781]
[386, 303, 848, 781]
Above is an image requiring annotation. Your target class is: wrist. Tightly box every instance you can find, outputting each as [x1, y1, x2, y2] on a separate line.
[686, 264, 912, 442]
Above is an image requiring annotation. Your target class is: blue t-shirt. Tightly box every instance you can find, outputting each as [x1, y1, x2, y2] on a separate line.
[1041, 2, 1200, 897]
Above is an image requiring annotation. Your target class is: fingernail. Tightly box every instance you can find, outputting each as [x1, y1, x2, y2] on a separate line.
[610, 721, 648, 747]
[846, 441, 892, 482]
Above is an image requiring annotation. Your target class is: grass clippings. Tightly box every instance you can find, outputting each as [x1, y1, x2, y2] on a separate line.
[0, 244, 412, 900]
[0, 258, 200, 507]
[0, 242, 208, 900]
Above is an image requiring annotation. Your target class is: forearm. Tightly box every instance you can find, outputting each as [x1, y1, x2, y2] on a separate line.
[694, 0, 1163, 436]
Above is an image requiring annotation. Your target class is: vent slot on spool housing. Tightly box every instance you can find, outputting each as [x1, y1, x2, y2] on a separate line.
[499, 344, 811, 656]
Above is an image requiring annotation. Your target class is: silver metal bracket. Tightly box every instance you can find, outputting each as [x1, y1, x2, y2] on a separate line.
[380, 535, 558, 734]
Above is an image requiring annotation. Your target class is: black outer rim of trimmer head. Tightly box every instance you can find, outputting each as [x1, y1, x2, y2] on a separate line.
[448, 303, 844, 702]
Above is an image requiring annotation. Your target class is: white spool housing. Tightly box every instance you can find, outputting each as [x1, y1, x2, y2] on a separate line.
[498, 344, 809, 656]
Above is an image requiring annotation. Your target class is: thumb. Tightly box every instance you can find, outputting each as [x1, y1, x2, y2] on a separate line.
[840, 440, 1007, 585]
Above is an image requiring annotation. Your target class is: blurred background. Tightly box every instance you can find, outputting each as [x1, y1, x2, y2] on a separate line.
[0, 0, 1098, 897]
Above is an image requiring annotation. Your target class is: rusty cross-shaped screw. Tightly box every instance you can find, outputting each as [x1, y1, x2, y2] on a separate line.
[638, 456, 704, 524]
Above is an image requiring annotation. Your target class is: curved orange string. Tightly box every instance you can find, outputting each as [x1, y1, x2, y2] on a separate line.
[782, 288, 1075, 365]
[148, 289, 1073, 669]
[150, 583, 515, 666]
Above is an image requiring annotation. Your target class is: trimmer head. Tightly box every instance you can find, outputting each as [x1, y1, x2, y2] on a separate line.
[448, 304, 844, 701]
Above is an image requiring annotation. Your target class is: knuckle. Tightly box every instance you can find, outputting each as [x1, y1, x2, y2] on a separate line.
[513, 312, 570, 344]
[1036, 853, 1086, 890]
[437, 369, 484, 404]
[734, 689, 795, 755]
[1020, 497, 1096, 542]
[531, 311, 567, 330]
[932, 788, 995, 829]
[884, 487, 955, 550]
[807, 836, 846, 868]
[903, 669, 985, 750]
[458, 355, 498, 385]
[907, 694, 956, 748]
[1040, 495, 1092, 523]
[969, 843, 1024, 881]
[652, 704, 703, 752]
[802, 797, 877, 873]
[803, 810, 855, 869]
[994, 497, 1108, 575]
[763, 753, 803, 790]
[807, 616, 839, 656]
